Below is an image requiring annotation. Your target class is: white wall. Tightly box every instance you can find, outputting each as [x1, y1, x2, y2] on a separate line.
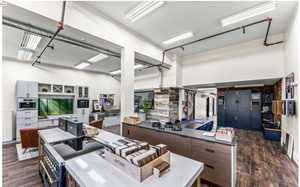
[182, 34, 285, 86]
[134, 55, 180, 89]
[281, 4, 299, 165]
[2, 59, 120, 141]
[195, 91, 217, 119]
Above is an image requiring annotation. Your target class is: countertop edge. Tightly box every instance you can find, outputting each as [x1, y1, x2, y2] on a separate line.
[123, 122, 237, 146]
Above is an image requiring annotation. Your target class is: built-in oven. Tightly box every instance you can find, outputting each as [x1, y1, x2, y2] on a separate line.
[17, 98, 37, 111]
[77, 99, 89, 108]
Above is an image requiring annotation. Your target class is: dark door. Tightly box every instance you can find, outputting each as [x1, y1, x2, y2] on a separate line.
[217, 95, 225, 126]
[206, 97, 210, 118]
[224, 91, 239, 128]
[237, 90, 252, 130]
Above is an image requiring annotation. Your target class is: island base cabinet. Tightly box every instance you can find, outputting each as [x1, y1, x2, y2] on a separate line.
[66, 172, 80, 187]
[122, 123, 235, 187]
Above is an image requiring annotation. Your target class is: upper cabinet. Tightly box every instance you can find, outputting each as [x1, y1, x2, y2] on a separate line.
[76, 86, 89, 98]
[16, 80, 38, 98]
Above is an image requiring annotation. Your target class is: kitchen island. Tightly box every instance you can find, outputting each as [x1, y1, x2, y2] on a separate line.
[123, 121, 237, 187]
[38, 126, 204, 187]
[65, 150, 203, 187]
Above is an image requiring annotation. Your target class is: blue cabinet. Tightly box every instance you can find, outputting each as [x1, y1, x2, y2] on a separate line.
[263, 126, 281, 141]
[218, 90, 262, 131]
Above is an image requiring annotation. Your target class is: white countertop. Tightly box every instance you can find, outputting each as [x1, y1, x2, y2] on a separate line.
[38, 128, 77, 143]
[39, 126, 204, 187]
[65, 151, 203, 187]
[66, 129, 203, 187]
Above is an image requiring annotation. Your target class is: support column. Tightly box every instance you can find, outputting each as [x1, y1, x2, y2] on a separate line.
[120, 47, 135, 134]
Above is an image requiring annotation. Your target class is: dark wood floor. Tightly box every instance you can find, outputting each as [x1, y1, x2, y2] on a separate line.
[2, 127, 298, 187]
[235, 129, 298, 187]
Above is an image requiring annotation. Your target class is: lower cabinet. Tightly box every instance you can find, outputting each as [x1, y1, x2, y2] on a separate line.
[122, 123, 235, 187]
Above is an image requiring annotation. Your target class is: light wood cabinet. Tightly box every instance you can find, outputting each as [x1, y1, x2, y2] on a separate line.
[123, 123, 236, 187]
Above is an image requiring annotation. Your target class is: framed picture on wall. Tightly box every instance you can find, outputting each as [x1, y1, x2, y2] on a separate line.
[285, 72, 295, 99]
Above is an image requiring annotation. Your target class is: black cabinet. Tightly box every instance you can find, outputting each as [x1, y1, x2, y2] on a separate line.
[218, 90, 262, 130]
[217, 95, 226, 126]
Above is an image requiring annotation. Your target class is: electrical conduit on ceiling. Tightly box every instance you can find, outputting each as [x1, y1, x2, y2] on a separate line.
[157, 17, 284, 89]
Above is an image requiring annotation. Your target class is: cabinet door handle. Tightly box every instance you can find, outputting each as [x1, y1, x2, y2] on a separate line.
[205, 148, 215, 153]
[205, 164, 215, 169]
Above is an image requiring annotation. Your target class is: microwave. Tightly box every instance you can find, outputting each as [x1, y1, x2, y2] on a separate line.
[17, 98, 37, 111]
[77, 99, 89, 108]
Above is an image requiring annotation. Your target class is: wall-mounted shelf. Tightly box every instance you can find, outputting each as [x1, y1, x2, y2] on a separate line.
[38, 92, 75, 96]
[38, 83, 75, 96]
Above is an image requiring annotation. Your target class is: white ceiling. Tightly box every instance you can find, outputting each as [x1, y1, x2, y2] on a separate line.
[87, 1, 297, 56]
[3, 2, 297, 73]
[3, 4, 124, 73]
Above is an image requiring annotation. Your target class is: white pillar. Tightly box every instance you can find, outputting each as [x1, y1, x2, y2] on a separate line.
[120, 47, 135, 130]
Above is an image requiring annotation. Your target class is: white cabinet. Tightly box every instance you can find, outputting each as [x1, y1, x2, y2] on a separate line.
[76, 108, 89, 124]
[16, 80, 38, 98]
[15, 110, 38, 140]
[103, 115, 120, 127]
[76, 86, 89, 98]
[16, 81, 28, 98]
[28, 81, 38, 98]
[16, 110, 38, 118]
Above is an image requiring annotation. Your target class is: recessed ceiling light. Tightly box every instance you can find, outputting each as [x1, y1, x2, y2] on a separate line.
[162, 32, 194, 45]
[20, 32, 42, 50]
[126, 1, 165, 22]
[110, 64, 144, 75]
[17, 50, 33, 61]
[88, 53, 108, 63]
[221, 1, 276, 27]
[74, 62, 91, 69]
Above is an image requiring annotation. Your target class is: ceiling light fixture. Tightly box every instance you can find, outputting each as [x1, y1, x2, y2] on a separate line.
[221, 1, 276, 27]
[17, 50, 33, 61]
[126, 1, 165, 22]
[20, 32, 42, 50]
[110, 64, 144, 75]
[162, 32, 194, 45]
[74, 62, 91, 69]
[88, 53, 108, 63]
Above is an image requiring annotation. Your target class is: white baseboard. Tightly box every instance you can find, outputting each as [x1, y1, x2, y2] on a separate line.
[293, 153, 298, 166]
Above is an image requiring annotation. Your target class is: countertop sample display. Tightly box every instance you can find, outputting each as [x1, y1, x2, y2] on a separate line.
[124, 121, 236, 146]
[65, 149, 203, 187]
[38, 127, 77, 144]
[123, 122, 237, 187]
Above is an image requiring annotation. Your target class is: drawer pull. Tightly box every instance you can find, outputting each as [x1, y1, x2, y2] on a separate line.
[205, 148, 215, 153]
[205, 164, 215, 169]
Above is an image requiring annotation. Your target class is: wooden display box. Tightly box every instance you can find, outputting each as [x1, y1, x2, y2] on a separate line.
[216, 129, 235, 142]
[123, 116, 142, 125]
[104, 149, 170, 182]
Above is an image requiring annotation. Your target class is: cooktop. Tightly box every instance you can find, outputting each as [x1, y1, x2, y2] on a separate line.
[51, 136, 104, 161]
